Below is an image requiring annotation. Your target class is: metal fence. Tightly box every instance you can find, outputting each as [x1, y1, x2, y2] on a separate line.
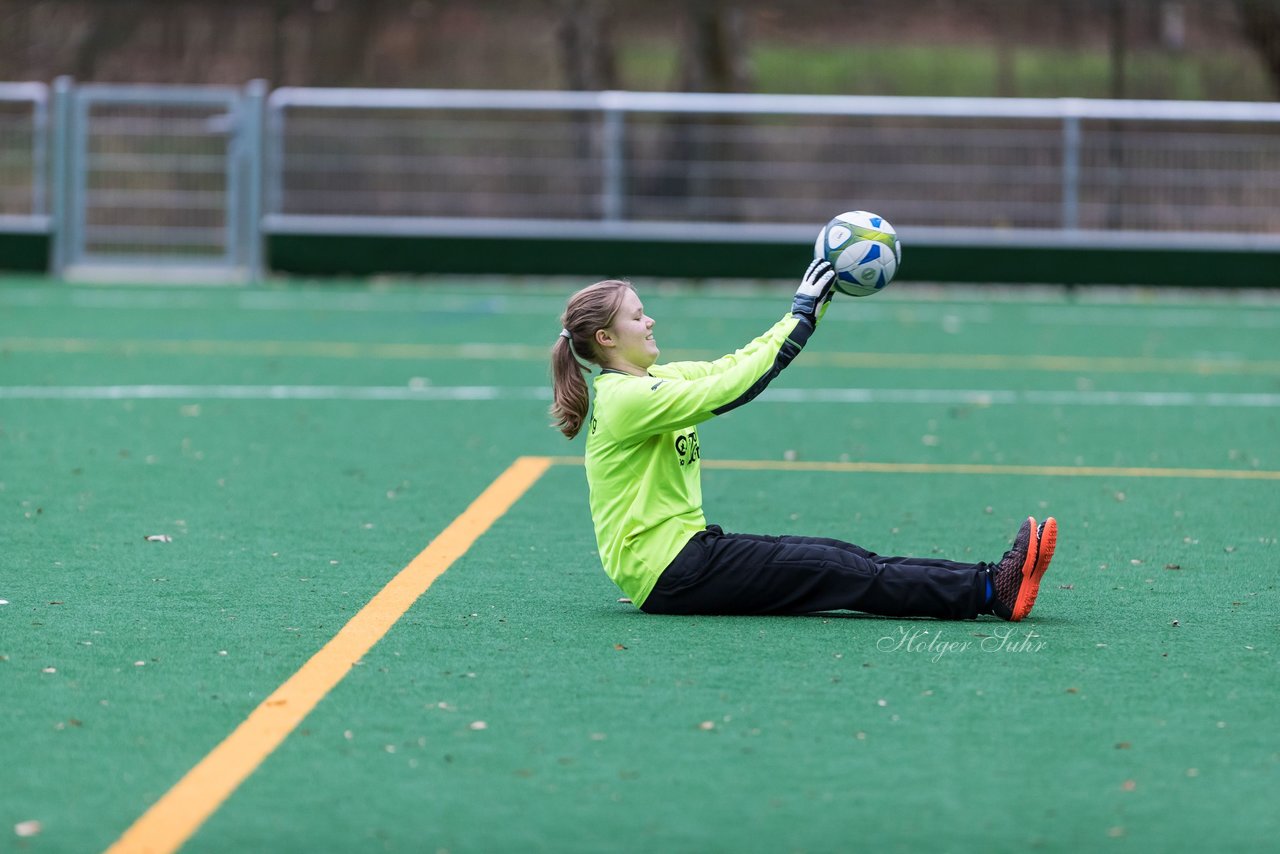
[264, 89, 1280, 243]
[78, 90, 236, 261]
[4, 83, 1280, 282]
[52, 82, 265, 280]
[0, 82, 48, 233]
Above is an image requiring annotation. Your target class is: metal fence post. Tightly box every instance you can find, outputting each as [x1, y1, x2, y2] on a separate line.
[1062, 108, 1081, 230]
[264, 90, 285, 219]
[243, 79, 268, 283]
[601, 104, 625, 222]
[48, 76, 73, 277]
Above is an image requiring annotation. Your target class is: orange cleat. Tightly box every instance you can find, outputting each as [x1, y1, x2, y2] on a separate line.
[990, 517, 1038, 621]
[1011, 517, 1057, 621]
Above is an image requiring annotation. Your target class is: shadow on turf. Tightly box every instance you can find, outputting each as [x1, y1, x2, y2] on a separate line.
[606, 606, 1068, 624]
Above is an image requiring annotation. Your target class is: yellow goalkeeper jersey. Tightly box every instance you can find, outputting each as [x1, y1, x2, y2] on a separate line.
[584, 313, 812, 606]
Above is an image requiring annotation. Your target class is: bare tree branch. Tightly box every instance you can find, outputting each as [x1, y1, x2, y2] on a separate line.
[1237, 0, 1280, 97]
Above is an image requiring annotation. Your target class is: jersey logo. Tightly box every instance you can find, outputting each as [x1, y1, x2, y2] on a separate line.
[651, 380, 666, 391]
[674, 431, 700, 467]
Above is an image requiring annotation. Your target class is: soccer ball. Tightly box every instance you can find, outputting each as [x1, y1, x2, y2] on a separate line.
[814, 211, 902, 297]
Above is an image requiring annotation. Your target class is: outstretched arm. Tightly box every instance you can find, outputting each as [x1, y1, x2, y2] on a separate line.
[663, 260, 835, 382]
[606, 261, 836, 442]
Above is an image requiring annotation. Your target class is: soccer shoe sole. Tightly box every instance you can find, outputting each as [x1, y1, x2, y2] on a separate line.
[1012, 516, 1056, 622]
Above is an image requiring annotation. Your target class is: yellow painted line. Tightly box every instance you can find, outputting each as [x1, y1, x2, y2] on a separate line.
[547, 455, 1280, 480]
[104, 455, 553, 854]
[7, 336, 1280, 376]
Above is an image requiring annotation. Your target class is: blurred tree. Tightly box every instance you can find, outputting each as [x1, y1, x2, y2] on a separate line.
[0, 0, 27, 79]
[556, 0, 616, 90]
[641, 1, 754, 222]
[555, 0, 618, 216]
[1109, 0, 1128, 100]
[0, 0, 1272, 99]
[987, 1, 1019, 97]
[1106, 0, 1128, 229]
[308, 0, 390, 86]
[674, 0, 751, 93]
[270, 0, 296, 86]
[1236, 0, 1280, 97]
[70, 0, 147, 80]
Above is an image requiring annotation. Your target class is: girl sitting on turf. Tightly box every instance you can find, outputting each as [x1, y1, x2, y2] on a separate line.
[549, 260, 1056, 619]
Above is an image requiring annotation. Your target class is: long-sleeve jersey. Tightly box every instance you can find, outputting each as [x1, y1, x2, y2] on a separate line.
[584, 313, 814, 606]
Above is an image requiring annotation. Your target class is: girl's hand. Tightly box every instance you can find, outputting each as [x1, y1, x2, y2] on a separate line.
[791, 259, 836, 326]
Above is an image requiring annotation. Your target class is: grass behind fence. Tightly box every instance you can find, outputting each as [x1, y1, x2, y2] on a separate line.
[617, 41, 1276, 100]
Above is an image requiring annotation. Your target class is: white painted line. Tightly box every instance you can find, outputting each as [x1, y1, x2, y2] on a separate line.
[1022, 390, 1280, 407]
[2, 385, 1279, 407]
[2, 287, 1279, 329]
[1027, 306, 1280, 329]
[0, 385, 547, 401]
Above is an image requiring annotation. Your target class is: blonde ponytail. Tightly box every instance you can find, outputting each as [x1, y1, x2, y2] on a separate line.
[549, 280, 632, 439]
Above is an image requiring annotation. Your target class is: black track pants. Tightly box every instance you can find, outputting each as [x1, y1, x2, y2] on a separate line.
[641, 525, 991, 619]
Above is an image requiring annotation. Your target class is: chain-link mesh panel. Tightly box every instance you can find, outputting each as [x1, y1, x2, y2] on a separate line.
[269, 94, 1280, 234]
[1077, 120, 1280, 231]
[80, 101, 233, 260]
[274, 108, 607, 219]
[0, 89, 43, 222]
[619, 115, 1068, 228]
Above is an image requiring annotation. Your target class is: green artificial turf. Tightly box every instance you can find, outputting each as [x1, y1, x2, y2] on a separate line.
[1, 275, 1277, 853]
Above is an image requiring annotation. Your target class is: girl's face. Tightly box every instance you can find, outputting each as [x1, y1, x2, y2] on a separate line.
[597, 288, 658, 375]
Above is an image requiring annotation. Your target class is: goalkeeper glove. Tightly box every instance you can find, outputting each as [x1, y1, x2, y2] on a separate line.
[791, 259, 836, 326]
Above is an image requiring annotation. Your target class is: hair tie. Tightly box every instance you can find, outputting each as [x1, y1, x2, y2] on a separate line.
[559, 328, 571, 341]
